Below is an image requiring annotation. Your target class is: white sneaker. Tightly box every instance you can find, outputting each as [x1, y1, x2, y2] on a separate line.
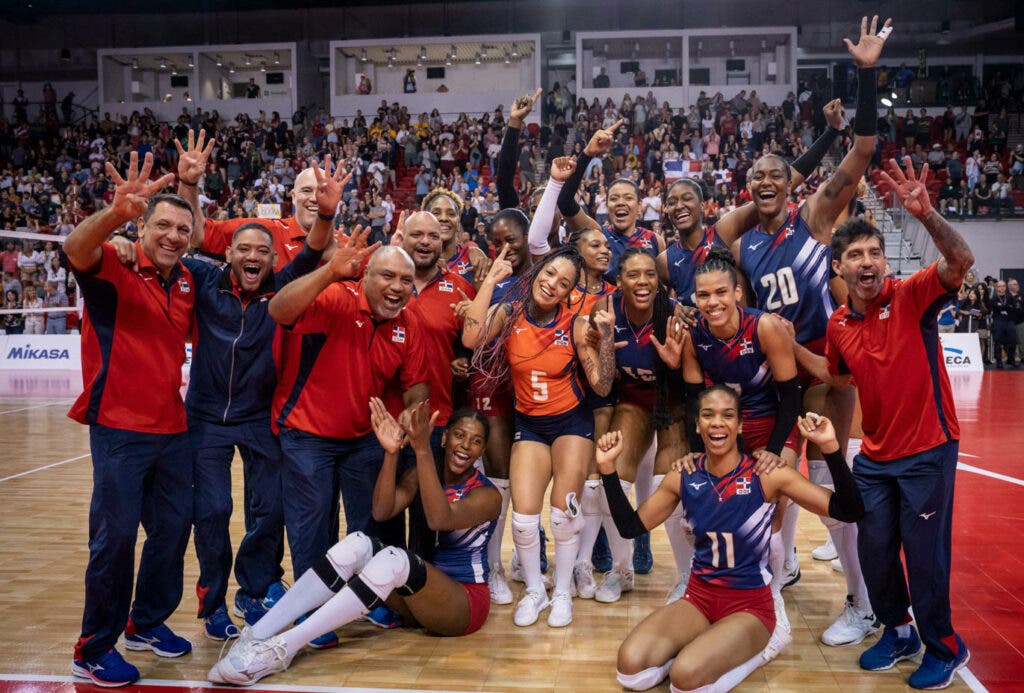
[547, 591, 573, 627]
[212, 633, 293, 685]
[573, 561, 597, 600]
[513, 589, 548, 627]
[665, 572, 690, 605]
[831, 558, 844, 573]
[763, 590, 792, 662]
[811, 537, 838, 561]
[780, 556, 801, 589]
[595, 568, 634, 603]
[821, 596, 881, 646]
[488, 564, 513, 605]
[509, 550, 524, 583]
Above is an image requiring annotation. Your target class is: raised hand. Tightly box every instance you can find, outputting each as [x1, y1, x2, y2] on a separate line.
[390, 210, 406, 246]
[311, 155, 351, 219]
[510, 88, 543, 123]
[370, 397, 405, 454]
[109, 235, 139, 271]
[823, 99, 845, 131]
[108, 151, 176, 222]
[591, 309, 614, 342]
[844, 15, 893, 69]
[595, 430, 624, 473]
[549, 156, 578, 183]
[174, 129, 215, 185]
[585, 119, 624, 157]
[650, 315, 687, 369]
[401, 400, 440, 453]
[798, 412, 838, 450]
[450, 287, 473, 319]
[484, 243, 514, 285]
[879, 156, 932, 218]
[328, 225, 381, 279]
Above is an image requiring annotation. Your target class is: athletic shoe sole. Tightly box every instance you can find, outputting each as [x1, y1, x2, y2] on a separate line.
[124, 640, 191, 658]
[861, 646, 922, 671]
[822, 624, 880, 647]
[71, 665, 137, 688]
[915, 650, 970, 690]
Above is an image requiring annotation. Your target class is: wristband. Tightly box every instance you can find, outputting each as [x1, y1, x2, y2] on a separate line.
[317, 211, 334, 221]
[179, 180, 197, 187]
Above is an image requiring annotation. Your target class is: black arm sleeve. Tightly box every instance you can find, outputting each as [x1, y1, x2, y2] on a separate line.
[497, 125, 521, 211]
[824, 449, 864, 522]
[791, 127, 841, 178]
[600, 471, 649, 539]
[557, 152, 593, 219]
[766, 377, 802, 456]
[683, 380, 705, 454]
[853, 67, 878, 137]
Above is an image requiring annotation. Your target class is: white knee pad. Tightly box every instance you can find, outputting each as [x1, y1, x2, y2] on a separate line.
[326, 531, 376, 582]
[511, 512, 541, 549]
[356, 547, 411, 602]
[807, 458, 832, 487]
[550, 505, 584, 543]
[617, 660, 673, 691]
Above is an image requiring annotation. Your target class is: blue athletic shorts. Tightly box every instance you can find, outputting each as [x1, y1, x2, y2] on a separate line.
[514, 405, 595, 446]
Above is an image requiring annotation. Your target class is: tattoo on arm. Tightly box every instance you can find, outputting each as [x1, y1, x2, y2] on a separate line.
[822, 170, 852, 200]
[464, 316, 479, 329]
[595, 334, 616, 396]
[921, 210, 973, 285]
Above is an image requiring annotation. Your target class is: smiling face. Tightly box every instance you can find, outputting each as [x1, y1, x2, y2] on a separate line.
[290, 167, 318, 232]
[663, 181, 703, 235]
[426, 195, 461, 245]
[697, 388, 742, 456]
[618, 253, 658, 312]
[491, 217, 528, 272]
[400, 212, 443, 273]
[694, 268, 741, 330]
[139, 201, 193, 276]
[747, 155, 791, 219]
[442, 416, 487, 478]
[607, 181, 640, 233]
[531, 256, 578, 311]
[363, 250, 415, 320]
[575, 229, 610, 276]
[226, 226, 276, 292]
[833, 234, 887, 311]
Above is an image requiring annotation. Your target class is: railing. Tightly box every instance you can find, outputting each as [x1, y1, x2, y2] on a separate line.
[4, 98, 99, 127]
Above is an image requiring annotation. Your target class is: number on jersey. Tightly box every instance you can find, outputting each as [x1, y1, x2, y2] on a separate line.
[530, 370, 549, 401]
[759, 267, 799, 311]
[708, 531, 735, 568]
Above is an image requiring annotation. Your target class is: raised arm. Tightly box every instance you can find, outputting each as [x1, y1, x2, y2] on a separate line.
[461, 244, 513, 348]
[557, 120, 623, 232]
[528, 156, 574, 257]
[369, 398, 419, 522]
[308, 155, 350, 252]
[174, 129, 215, 246]
[879, 157, 974, 291]
[574, 309, 616, 397]
[498, 88, 542, 210]
[595, 431, 682, 537]
[63, 152, 176, 273]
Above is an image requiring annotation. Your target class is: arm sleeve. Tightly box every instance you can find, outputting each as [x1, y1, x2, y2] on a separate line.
[274, 244, 326, 290]
[527, 179, 562, 255]
[497, 126, 521, 210]
[766, 377, 802, 456]
[791, 127, 841, 178]
[557, 153, 593, 219]
[683, 380, 705, 454]
[600, 471, 649, 539]
[825, 449, 865, 522]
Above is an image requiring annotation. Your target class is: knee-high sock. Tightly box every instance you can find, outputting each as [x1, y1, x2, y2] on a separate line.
[576, 480, 603, 564]
[668, 650, 767, 693]
[780, 501, 799, 567]
[550, 503, 583, 595]
[634, 441, 657, 504]
[486, 477, 511, 568]
[511, 511, 544, 593]
[617, 659, 674, 691]
[252, 532, 375, 640]
[769, 531, 786, 595]
[601, 480, 635, 571]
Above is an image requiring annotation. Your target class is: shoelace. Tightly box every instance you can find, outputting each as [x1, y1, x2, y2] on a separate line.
[253, 638, 290, 671]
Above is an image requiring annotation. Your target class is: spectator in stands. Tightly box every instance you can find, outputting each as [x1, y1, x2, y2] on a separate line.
[17, 242, 43, 284]
[927, 143, 945, 170]
[1, 241, 18, 276]
[21, 283, 43, 334]
[992, 174, 1014, 219]
[972, 173, 993, 216]
[954, 105, 971, 143]
[246, 79, 261, 99]
[593, 68, 610, 89]
[43, 280, 68, 334]
[2, 289, 23, 334]
[404, 69, 417, 94]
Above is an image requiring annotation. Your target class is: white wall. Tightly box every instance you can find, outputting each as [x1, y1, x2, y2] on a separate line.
[582, 52, 682, 89]
[911, 219, 1024, 279]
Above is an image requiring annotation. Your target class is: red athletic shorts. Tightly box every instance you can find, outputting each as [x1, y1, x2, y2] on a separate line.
[742, 416, 800, 453]
[461, 581, 491, 634]
[796, 336, 827, 389]
[470, 374, 514, 418]
[683, 574, 775, 634]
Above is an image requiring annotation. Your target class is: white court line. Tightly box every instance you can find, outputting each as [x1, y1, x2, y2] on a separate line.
[0, 674, 477, 693]
[959, 667, 990, 693]
[957, 461, 1024, 488]
[0, 399, 72, 415]
[0, 452, 90, 483]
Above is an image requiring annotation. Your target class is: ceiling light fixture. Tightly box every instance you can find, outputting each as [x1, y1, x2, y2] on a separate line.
[360, 48, 367, 63]
[274, 51, 280, 65]
[215, 54, 223, 67]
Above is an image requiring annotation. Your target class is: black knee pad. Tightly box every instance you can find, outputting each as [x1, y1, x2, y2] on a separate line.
[312, 555, 346, 593]
[395, 548, 428, 597]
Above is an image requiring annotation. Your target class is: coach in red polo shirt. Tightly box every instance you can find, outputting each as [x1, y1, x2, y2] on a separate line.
[268, 239, 428, 634]
[63, 153, 194, 686]
[793, 158, 974, 690]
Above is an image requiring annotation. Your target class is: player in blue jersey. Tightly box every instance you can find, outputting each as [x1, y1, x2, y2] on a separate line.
[422, 188, 490, 286]
[596, 386, 864, 692]
[731, 18, 892, 643]
[209, 402, 501, 686]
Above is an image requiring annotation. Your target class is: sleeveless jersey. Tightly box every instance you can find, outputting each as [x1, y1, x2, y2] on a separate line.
[665, 225, 727, 307]
[610, 290, 659, 391]
[506, 305, 583, 416]
[689, 307, 777, 419]
[432, 468, 497, 584]
[738, 209, 835, 343]
[489, 275, 518, 306]
[602, 223, 659, 281]
[570, 279, 616, 315]
[446, 244, 475, 283]
[680, 454, 775, 589]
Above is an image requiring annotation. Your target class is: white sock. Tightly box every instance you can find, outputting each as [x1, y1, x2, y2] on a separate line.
[896, 623, 912, 638]
[550, 504, 583, 595]
[511, 511, 544, 593]
[666, 507, 694, 577]
[780, 500, 799, 568]
[668, 649, 765, 693]
[601, 480, 634, 571]
[486, 477, 511, 568]
[576, 479, 603, 564]
[834, 522, 872, 611]
[279, 588, 366, 657]
[617, 659, 674, 690]
[769, 531, 785, 594]
[634, 441, 657, 504]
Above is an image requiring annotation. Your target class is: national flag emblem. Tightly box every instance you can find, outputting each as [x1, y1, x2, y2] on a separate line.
[554, 329, 569, 346]
[739, 338, 754, 356]
[879, 304, 891, 320]
[439, 279, 454, 292]
[392, 325, 406, 343]
[177, 279, 190, 293]
[735, 477, 751, 495]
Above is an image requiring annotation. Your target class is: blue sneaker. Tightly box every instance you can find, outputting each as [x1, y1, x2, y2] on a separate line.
[859, 625, 923, 671]
[233, 590, 268, 626]
[908, 636, 970, 690]
[261, 580, 288, 611]
[124, 622, 192, 657]
[295, 613, 339, 649]
[592, 527, 612, 573]
[633, 532, 653, 574]
[72, 647, 140, 688]
[539, 524, 549, 574]
[203, 604, 240, 641]
[366, 604, 403, 629]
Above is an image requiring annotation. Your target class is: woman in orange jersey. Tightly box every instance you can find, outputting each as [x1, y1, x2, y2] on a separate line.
[463, 245, 616, 629]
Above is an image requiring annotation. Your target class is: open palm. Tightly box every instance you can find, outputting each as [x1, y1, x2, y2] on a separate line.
[844, 15, 892, 69]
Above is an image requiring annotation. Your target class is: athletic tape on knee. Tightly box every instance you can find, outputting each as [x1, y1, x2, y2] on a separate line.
[511, 512, 541, 549]
[550, 505, 583, 542]
[617, 660, 673, 691]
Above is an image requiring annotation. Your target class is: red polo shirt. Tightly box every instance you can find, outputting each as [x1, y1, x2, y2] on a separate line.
[203, 216, 307, 270]
[69, 242, 194, 433]
[272, 281, 429, 439]
[826, 262, 959, 461]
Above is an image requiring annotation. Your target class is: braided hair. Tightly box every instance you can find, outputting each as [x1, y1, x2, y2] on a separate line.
[694, 245, 739, 288]
[421, 187, 464, 214]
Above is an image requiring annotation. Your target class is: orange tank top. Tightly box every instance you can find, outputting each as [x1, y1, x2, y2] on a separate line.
[506, 305, 584, 416]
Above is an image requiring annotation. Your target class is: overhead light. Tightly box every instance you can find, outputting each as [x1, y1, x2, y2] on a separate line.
[215, 54, 223, 66]
[159, 56, 167, 69]
[475, 53, 481, 65]
[273, 51, 280, 65]
[698, 40, 703, 51]
[665, 40, 672, 53]
[511, 43, 519, 58]
[602, 42, 608, 55]
[419, 46, 427, 60]
[171, 66, 177, 75]
[244, 55, 251, 66]
[504, 51, 511, 64]
[131, 58, 139, 70]
[634, 41, 640, 52]
[360, 48, 367, 63]
[187, 56, 194, 68]
[481, 46, 488, 59]
[881, 98, 893, 107]
[445, 56, 452, 66]
[229, 63, 235, 74]
[891, 91, 898, 100]
[450, 45, 457, 59]
[260, 62, 267, 73]
[417, 57, 423, 67]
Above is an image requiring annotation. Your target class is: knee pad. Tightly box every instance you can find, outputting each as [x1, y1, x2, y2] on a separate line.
[582, 480, 603, 517]
[314, 531, 383, 592]
[511, 512, 540, 549]
[550, 506, 583, 544]
[348, 546, 425, 607]
[617, 660, 673, 691]
[807, 458, 833, 487]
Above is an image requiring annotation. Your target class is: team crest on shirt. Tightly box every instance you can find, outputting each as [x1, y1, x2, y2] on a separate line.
[554, 329, 569, 346]
[739, 339, 754, 356]
[439, 279, 454, 293]
[177, 279, 190, 293]
[735, 477, 751, 495]
[456, 261, 471, 274]
[391, 325, 406, 343]
[879, 304, 891, 320]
